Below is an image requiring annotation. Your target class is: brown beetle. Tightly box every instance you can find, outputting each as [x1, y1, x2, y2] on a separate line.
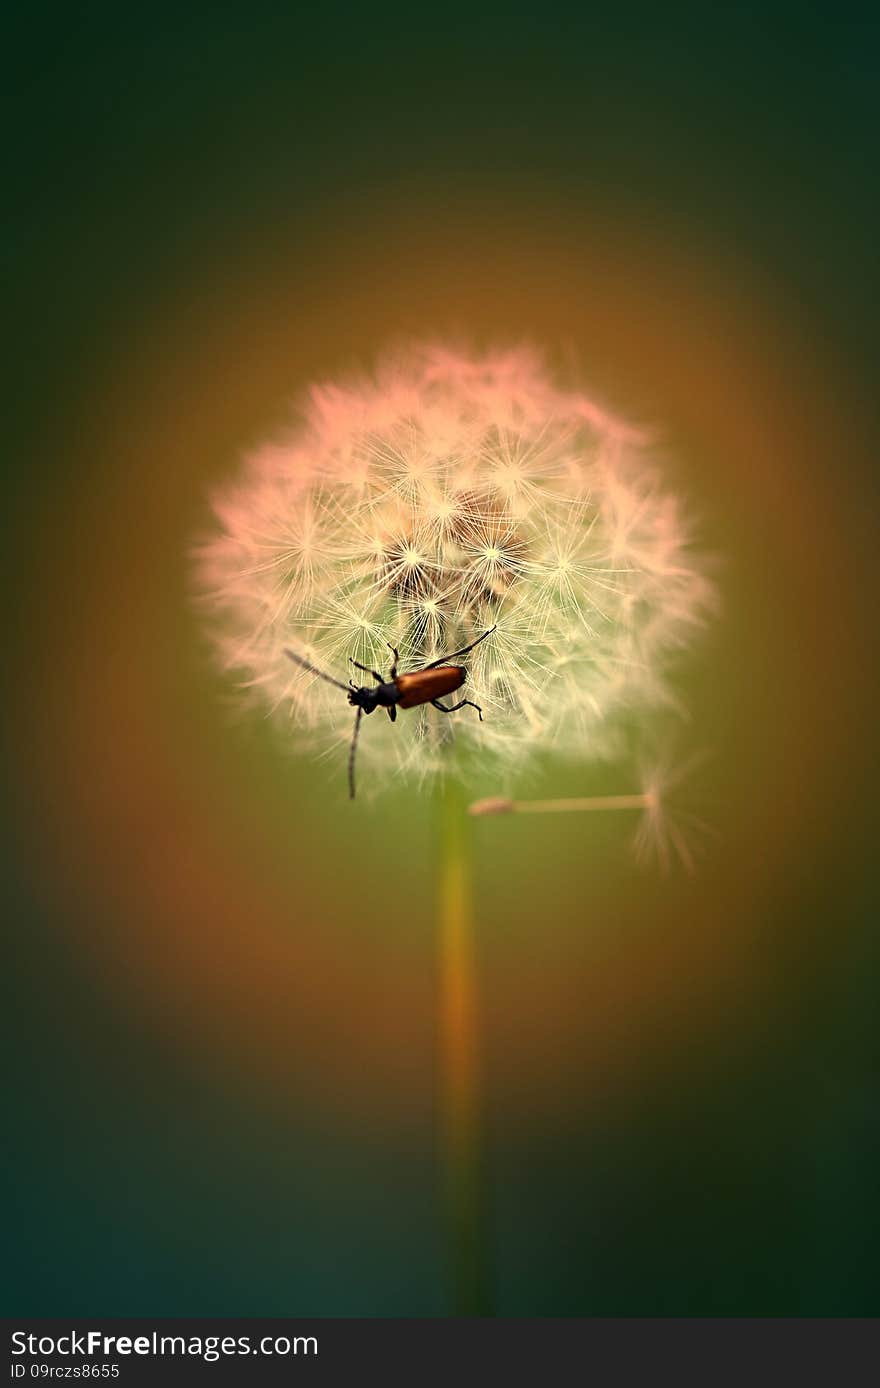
[285, 626, 496, 799]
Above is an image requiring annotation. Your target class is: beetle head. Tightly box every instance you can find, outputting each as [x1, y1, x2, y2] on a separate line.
[348, 683, 379, 714]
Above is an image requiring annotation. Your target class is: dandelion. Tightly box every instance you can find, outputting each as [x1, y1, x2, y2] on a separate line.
[194, 342, 714, 793]
[193, 342, 716, 1315]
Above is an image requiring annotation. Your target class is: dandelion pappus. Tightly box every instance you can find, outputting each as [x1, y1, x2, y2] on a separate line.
[285, 626, 496, 799]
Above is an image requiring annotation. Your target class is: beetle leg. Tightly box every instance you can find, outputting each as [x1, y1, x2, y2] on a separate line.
[432, 698, 483, 722]
[349, 657, 383, 683]
[423, 624, 497, 669]
[386, 643, 400, 679]
[386, 704, 397, 722]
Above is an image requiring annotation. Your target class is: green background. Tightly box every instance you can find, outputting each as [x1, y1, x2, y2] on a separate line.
[4, 5, 878, 1314]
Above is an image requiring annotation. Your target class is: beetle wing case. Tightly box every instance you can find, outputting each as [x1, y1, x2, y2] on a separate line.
[396, 665, 465, 709]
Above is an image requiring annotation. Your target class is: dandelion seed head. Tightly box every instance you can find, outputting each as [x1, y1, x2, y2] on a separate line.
[194, 343, 715, 790]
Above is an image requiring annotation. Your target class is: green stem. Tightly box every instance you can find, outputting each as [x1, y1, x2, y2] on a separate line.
[437, 774, 492, 1316]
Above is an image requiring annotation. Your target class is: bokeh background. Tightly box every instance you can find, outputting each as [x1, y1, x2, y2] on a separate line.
[5, 7, 878, 1314]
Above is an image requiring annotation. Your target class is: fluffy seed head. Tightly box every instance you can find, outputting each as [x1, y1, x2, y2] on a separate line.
[194, 343, 716, 790]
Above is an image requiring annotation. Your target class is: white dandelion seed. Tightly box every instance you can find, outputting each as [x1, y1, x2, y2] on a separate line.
[194, 343, 715, 793]
[468, 749, 714, 874]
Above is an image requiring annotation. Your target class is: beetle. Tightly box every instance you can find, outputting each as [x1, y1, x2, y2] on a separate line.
[284, 625, 496, 799]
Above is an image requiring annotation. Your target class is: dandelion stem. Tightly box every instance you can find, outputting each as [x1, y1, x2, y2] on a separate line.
[469, 792, 652, 816]
[437, 774, 491, 1316]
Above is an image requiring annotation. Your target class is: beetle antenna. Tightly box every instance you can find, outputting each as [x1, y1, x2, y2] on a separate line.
[348, 707, 363, 800]
[424, 624, 497, 669]
[284, 648, 350, 693]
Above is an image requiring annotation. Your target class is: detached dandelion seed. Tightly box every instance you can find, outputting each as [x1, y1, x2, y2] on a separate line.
[468, 752, 713, 873]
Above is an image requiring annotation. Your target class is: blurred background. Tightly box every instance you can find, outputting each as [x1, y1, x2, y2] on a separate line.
[4, 6, 878, 1314]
